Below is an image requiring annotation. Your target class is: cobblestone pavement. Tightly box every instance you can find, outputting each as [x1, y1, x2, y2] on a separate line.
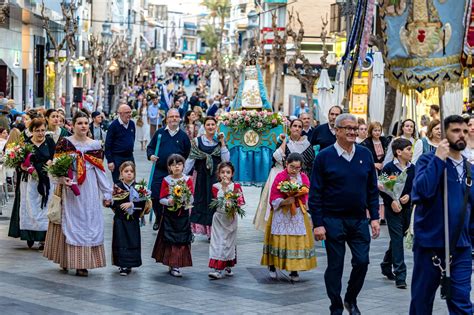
[0, 145, 471, 314]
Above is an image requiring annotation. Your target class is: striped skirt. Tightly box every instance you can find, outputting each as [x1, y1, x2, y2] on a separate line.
[43, 222, 106, 270]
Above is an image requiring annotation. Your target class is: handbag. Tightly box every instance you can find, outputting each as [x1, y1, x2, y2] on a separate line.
[47, 184, 63, 224]
[136, 116, 144, 127]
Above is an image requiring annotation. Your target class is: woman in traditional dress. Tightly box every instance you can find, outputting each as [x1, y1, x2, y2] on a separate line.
[136, 98, 150, 151]
[184, 117, 230, 239]
[383, 119, 423, 165]
[8, 109, 43, 247]
[463, 116, 474, 163]
[45, 109, 71, 143]
[152, 154, 194, 277]
[421, 119, 441, 153]
[43, 111, 112, 277]
[182, 110, 200, 140]
[18, 118, 55, 250]
[253, 119, 314, 232]
[261, 153, 316, 281]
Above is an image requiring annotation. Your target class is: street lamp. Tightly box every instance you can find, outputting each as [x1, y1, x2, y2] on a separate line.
[101, 22, 112, 113]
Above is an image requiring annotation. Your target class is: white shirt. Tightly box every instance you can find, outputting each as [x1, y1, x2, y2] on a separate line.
[393, 158, 411, 172]
[165, 125, 179, 137]
[328, 124, 336, 135]
[334, 141, 355, 162]
[118, 116, 129, 129]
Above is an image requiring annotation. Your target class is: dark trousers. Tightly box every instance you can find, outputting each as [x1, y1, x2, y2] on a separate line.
[111, 155, 134, 184]
[151, 177, 165, 224]
[381, 206, 412, 282]
[410, 246, 472, 314]
[150, 124, 157, 139]
[323, 217, 371, 314]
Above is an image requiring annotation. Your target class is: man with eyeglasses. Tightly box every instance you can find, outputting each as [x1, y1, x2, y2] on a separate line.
[105, 104, 136, 183]
[309, 113, 380, 315]
[311, 105, 342, 151]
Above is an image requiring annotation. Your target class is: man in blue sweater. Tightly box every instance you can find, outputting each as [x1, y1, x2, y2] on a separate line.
[147, 109, 191, 230]
[309, 113, 380, 315]
[410, 115, 473, 315]
[310, 105, 342, 150]
[105, 104, 136, 183]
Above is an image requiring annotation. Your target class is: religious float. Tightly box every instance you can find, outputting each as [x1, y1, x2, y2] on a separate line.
[217, 49, 287, 185]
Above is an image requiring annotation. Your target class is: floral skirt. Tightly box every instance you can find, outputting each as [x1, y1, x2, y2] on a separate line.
[261, 211, 316, 271]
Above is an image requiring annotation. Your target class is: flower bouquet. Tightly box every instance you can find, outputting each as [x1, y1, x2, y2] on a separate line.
[4, 142, 35, 169]
[217, 110, 288, 133]
[45, 154, 80, 196]
[378, 170, 408, 211]
[134, 179, 152, 215]
[277, 180, 309, 216]
[168, 180, 193, 212]
[209, 191, 246, 219]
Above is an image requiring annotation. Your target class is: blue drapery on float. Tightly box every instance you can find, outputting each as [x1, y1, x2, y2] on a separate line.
[379, 0, 470, 91]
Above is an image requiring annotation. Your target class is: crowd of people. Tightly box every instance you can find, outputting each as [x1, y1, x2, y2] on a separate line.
[2, 78, 474, 315]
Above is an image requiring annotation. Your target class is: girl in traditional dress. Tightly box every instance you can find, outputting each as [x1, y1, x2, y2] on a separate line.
[136, 98, 150, 151]
[261, 153, 316, 282]
[383, 119, 423, 165]
[43, 111, 113, 277]
[8, 109, 44, 247]
[45, 109, 71, 143]
[208, 162, 245, 279]
[253, 119, 314, 232]
[185, 117, 230, 239]
[152, 154, 194, 277]
[19, 118, 56, 250]
[111, 161, 150, 276]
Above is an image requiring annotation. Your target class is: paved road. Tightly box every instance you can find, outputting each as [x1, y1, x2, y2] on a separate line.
[0, 143, 469, 314]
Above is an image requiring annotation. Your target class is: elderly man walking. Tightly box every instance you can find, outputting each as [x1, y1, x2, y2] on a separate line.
[105, 104, 136, 183]
[147, 109, 191, 230]
[309, 113, 380, 315]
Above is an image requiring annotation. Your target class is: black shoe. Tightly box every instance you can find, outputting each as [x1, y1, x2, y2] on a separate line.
[396, 281, 407, 289]
[381, 267, 396, 281]
[344, 302, 361, 315]
[380, 219, 387, 225]
[27, 240, 34, 248]
[153, 222, 159, 231]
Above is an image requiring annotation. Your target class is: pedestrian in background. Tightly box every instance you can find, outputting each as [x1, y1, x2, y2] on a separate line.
[309, 113, 380, 315]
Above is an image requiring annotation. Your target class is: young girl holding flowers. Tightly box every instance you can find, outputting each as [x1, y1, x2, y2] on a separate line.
[152, 154, 194, 277]
[261, 153, 316, 281]
[111, 161, 151, 276]
[208, 162, 245, 279]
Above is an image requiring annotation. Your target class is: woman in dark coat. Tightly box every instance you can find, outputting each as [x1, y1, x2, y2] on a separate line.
[361, 121, 390, 175]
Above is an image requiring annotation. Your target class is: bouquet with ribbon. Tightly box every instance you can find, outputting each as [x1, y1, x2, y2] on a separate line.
[134, 179, 152, 215]
[45, 154, 80, 196]
[277, 180, 309, 216]
[168, 180, 193, 212]
[209, 191, 246, 219]
[5, 142, 35, 169]
[378, 170, 408, 211]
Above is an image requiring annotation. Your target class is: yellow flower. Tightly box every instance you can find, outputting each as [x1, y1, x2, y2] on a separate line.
[224, 192, 233, 199]
[173, 185, 182, 197]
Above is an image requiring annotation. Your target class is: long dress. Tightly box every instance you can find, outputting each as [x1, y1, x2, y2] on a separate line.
[253, 136, 314, 232]
[261, 169, 316, 271]
[186, 136, 230, 236]
[111, 181, 146, 268]
[209, 182, 245, 270]
[8, 131, 47, 242]
[19, 136, 56, 238]
[136, 108, 150, 142]
[152, 175, 194, 268]
[43, 137, 112, 270]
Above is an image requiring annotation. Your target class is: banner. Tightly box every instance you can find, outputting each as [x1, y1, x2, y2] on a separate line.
[380, 0, 470, 91]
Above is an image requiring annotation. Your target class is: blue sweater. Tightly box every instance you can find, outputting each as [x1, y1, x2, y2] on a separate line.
[379, 161, 415, 211]
[104, 119, 136, 161]
[310, 123, 336, 150]
[146, 128, 191, 196]
[412, 152, 474, 248]
[308, 144, 379, 227]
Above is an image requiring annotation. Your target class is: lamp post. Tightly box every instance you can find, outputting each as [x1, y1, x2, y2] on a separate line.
[101, 22, 112, 114]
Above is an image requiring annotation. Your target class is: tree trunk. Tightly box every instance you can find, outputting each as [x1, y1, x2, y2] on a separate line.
[306, 86, 314, 122]
[383, 83, 397, 135]
[272, 63, 284, 112]
[54, 61, 61, 109]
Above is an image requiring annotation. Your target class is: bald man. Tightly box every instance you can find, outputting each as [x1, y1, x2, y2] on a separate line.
[105, 104, 136, 183]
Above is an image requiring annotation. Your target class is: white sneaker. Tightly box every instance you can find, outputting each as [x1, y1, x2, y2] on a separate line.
[289, 272, 300, 282]
[269, 269, 277, 279]
[208, 270, 223, 279]
[170, 268, 182, 277]
[224, 267, 234, 277]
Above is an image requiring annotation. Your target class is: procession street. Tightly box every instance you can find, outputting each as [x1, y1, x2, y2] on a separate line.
[0, 142, 463, 315]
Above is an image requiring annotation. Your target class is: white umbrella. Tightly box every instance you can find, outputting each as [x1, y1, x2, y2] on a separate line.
[442, 82, 463, 117]
[163, 59, 184, 68]
[369, 52, 385, 123]
[333, 63, 345, 107]
[317, 69, 333, 124]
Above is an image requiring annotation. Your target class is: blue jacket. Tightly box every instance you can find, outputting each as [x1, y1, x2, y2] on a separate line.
[412, 151, 474, 248]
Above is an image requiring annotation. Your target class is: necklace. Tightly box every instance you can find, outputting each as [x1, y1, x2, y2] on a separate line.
[451, 159, 465, 184]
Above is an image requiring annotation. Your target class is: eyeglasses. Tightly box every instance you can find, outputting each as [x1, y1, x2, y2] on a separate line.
[337, 126, 358, 133]
[288, 165, 302, 171]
